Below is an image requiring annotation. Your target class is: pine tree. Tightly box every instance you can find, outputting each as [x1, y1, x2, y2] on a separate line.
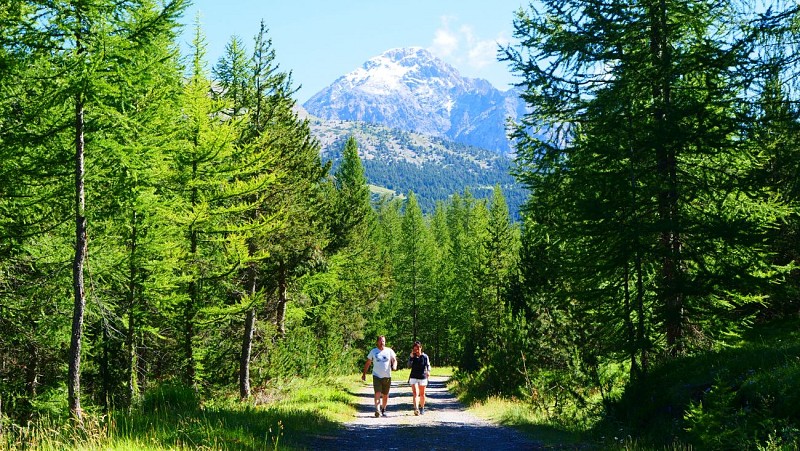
[330, 136, 372, 252]
[503, 0, 791, 376]
[396, 192, 435, 343]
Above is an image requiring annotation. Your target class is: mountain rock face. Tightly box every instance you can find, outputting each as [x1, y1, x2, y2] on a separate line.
[303, 47, 525, 154]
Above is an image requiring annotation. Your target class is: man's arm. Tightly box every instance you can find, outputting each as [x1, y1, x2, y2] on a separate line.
[391, 352, 397, 371]
[361, 358, 372, 380]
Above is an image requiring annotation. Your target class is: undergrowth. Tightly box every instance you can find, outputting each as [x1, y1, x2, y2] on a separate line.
[0, 375, 356, 450]
[452, 316, 800, 450]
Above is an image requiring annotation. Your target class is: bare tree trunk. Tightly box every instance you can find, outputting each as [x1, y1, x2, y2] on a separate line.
[68, 92, 87, 423]
[239, 308, 256, 398]
[275, 261, 288, 338]
[126, 214, 138, 409]
[184, 159, 199, 387]
[239, 261, 257, 399]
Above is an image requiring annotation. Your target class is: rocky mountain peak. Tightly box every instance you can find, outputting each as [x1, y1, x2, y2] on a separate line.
[303, 47, 525, 154]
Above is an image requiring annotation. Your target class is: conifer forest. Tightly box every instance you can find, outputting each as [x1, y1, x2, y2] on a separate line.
[1, 1, 799, 447]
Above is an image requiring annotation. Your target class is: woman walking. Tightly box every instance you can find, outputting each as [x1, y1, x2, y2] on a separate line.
[407, 341, 431, 415]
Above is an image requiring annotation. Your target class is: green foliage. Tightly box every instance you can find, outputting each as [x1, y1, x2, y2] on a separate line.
[3, 1, 799, 448]
[140, 381, 200, 413]
[329, 136, 373, 251]
[503, 0, 797, 399]
[595, 318, 800, 449]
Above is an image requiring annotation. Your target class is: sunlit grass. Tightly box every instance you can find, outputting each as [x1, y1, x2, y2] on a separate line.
[1, 375, 358, 450]
[465, 395, 587, 446]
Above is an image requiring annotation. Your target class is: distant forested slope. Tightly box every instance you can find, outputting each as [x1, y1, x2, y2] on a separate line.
[311, 118, 527, 217]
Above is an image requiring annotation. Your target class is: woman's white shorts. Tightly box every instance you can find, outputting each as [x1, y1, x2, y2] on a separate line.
[409, 378, 428, 386]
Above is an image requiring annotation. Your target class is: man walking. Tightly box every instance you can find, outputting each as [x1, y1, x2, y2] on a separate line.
[362, 335, 397, 417]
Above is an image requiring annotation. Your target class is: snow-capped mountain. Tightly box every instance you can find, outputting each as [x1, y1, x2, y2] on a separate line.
[303, 47, 526, 154]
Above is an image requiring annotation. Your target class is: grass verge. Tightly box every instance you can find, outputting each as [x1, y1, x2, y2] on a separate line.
[2, 368, 457, 450]
[1, 375, 357, 450]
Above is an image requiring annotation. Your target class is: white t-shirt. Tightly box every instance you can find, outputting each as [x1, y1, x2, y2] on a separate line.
[367, 347, 396, 378]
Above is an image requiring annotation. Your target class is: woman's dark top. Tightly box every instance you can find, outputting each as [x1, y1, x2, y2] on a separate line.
[408, 353, 430, 379]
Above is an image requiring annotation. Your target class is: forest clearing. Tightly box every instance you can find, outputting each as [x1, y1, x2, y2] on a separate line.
[2, 1, 799, 449]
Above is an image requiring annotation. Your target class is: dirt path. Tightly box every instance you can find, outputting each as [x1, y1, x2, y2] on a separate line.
[298, 375, 542, 450]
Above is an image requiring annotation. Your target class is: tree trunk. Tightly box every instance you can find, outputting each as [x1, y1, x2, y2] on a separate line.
[623, 263, 638, 379]
[239, 261, 257, 399]
[276, 261, 288, 339]
[185, 228, 197, 386]
[25, 344, 38, 397]
[126, 214, 138, 409]
[650, 0, 683, 357]
[68, 92, 87, 422]
[127, 306, 137, 409]
[184, 159, 199, 386]
[239, 307, 256, 398]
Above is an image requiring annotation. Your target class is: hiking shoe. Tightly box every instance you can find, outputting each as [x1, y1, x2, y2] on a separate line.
[374, 410, 380, 418]
[414, 409, 419, 416]
[381, 407, 387, 417]
[419, 407, 425, 415]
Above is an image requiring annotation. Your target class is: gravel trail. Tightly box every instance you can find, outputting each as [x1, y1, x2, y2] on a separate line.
[298, 375, 543, 450]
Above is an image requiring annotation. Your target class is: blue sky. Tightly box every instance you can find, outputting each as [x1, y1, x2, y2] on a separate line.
[179, 1, 526, 102]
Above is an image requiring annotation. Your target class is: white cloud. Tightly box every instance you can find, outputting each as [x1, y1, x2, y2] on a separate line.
[429, 16, 460, 58]
[429, 17, 509, 71]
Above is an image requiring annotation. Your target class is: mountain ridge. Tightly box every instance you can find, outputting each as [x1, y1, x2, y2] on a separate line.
[296, 105, 527, 218]
[303, 47, 525, 154]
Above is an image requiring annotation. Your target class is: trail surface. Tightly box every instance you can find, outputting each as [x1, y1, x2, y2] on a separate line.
[298, 375, 542, 450]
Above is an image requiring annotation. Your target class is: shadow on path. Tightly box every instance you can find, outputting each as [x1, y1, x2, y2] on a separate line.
[297, 376, 543, 450]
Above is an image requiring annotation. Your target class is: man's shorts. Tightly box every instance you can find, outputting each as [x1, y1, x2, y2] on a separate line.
[409, 377, 428, 387]
[372, 376, 391, 395]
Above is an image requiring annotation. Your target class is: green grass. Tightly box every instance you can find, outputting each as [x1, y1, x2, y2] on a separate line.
[465, 396, 587, 446]
[368, 184, 403, 198]
[1, 375, 358, 450]
[1, 368, 457, 450]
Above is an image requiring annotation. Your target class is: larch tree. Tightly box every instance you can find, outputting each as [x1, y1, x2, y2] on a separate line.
[2, 0, 186, 421]
[483, 185, 518, 334]
[210, 21, 328, 397]
[503, 0, 793, 380]
[170, 19, 246, 388]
